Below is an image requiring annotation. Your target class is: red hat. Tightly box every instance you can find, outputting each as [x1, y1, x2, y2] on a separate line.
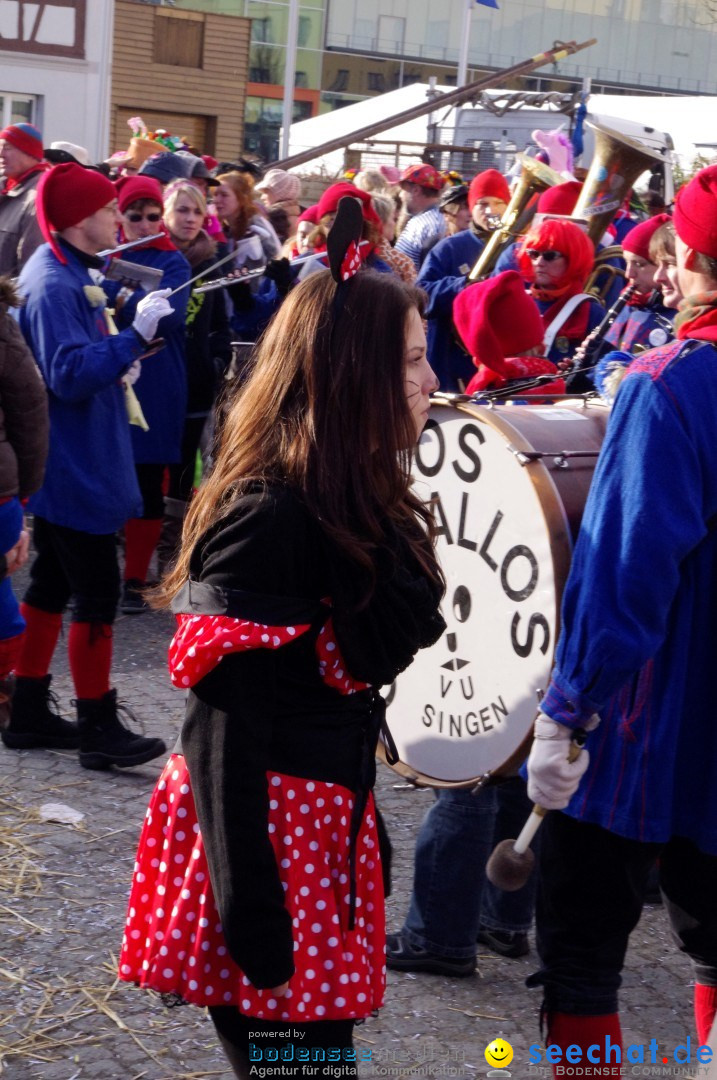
[316, 182, 380, 226]
[0, 122, 43, 161]
[399, 164, 445, 192]
[37, 163, 116, 264]
[674, 165, 717, 258]
[115, 174, 164, 214]
[297, 205, 319, 225]
[453, 271, 544, 376]
[621, 212, 671, 262]
[468, 169, 510, 210]
[537, 180, 583, 216]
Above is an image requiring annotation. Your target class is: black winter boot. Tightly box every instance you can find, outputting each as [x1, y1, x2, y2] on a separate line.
[76, 690, 167, 770]
[1, 675, 80, 749]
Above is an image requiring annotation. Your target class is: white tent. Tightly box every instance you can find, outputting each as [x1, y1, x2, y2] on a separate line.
[287, 86, 717, 177]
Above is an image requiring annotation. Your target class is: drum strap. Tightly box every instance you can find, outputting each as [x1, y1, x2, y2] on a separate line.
[543, 293, 593, 357]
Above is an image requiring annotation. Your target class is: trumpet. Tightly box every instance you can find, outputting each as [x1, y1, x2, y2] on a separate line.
[467, 154, 563, 282]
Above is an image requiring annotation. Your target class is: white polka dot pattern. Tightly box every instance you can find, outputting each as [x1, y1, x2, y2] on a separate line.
[118, 757, 385, 1021]
[168, 615, 310, 689]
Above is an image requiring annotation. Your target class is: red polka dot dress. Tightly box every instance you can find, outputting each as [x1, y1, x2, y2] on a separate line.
[119, 606, 387, 1022]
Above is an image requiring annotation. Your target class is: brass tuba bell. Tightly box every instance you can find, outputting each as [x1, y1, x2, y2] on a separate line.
[573, 121, 666, 245]
[467, 153, 563, 282]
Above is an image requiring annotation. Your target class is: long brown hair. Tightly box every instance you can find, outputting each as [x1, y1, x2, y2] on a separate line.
[215, 170, 255, 240]
[155, 268, 443, 606]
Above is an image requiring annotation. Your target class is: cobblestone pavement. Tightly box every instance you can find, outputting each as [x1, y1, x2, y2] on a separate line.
[0, 588, 696, 1080]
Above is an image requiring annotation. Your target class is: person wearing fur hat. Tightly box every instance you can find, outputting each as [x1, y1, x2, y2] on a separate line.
[395, 164, 447, 270]
[523, 163, 717, 1075]
[7, 162, 171, 769]
[105, 175, 191, 613]
[0, 123, 48, 276]
[516, 217, 604, 388]
[414, 168, 510, 391]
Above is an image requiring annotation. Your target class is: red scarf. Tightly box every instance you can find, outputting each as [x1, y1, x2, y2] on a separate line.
[2, 161, 48, 195]
[674, 291, 717, 343]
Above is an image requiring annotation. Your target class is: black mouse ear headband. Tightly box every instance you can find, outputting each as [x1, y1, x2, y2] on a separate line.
[327, 196, 371, 285]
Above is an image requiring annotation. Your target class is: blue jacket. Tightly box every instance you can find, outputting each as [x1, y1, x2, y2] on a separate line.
[603, 299, 674, 354]
[17, 242, 145, 533]
[111, 246, 190, 463]
[417, 231, 484, 392]
[540, 337, 717, 853]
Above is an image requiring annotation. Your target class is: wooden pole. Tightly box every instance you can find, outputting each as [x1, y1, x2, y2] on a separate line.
[269, 38, 598, 171]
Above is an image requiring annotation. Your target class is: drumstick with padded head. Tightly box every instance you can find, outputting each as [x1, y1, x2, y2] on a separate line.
[486, 733, 586, 891]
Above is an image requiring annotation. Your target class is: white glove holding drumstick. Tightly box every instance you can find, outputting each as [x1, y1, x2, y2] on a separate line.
[486, 711, 599, 891]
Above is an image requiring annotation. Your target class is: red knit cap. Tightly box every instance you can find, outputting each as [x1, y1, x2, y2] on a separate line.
[399, 164, 445, 192]
[297, 205, 319, 225]
[115, 175, 164, 214]
[37, 163, 116, 264]
[453, 270, 544, 375]
[316, 182, 380, 226]
[674, 165, 717, 258]
[537, 180, 582, 216]
[468, 169, 510, 210]
[0, 123, 44, 161]
[622, 212, 671, 262]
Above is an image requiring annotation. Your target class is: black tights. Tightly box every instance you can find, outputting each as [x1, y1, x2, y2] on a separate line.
[208, 1006, 357, 1080]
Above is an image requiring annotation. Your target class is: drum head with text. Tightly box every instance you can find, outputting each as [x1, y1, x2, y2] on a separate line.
[385, 401, 582, 786]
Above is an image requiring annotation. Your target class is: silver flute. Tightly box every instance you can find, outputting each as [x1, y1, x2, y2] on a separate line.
[192, 252, 327, 295]
[97, 235, 159, 259]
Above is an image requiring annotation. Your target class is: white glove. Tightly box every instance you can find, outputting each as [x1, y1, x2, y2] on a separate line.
[132, 288, 173, 343]
[526, 712, 599, 810]
[125, 359, 142, 386]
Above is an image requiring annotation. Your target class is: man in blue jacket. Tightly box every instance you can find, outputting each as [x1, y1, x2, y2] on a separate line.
[2, 163, 171, 770]
[525, 165, 717, 1075]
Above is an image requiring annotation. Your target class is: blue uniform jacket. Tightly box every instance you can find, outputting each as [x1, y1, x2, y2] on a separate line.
[111, 246, 190, 464]
[603, 300, 674, 354]
[17, 243, 145, 534]
[540, 337, 717, 853]
[417, 231, 484, 392]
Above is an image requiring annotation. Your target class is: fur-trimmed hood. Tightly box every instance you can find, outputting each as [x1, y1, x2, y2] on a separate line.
[0, 277, 21, 315]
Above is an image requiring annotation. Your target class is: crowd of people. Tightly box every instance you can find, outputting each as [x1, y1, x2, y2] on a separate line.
[1, 111, 716, 1078]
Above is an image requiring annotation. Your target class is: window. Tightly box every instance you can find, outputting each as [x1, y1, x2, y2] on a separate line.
[295, 70, 308, 88]
[253, 17, 273, 43]
[327, 68, 349, 92]
[0, 0, 86, 58]
[0, 92, 36, 128]
[154, 14, 204, 67]
[367, 72, 385, 92]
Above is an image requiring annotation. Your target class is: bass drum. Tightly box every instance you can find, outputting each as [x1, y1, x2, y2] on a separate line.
[383, 398, 610, 788]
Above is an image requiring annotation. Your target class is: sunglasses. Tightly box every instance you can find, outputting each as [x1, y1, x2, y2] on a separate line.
[525, 249, 565, 262]
[126, 212, 162, 223]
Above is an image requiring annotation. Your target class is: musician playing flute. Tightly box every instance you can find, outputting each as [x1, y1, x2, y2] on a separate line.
[5, 163, 170, 767]
[525, 164, 717, 1076]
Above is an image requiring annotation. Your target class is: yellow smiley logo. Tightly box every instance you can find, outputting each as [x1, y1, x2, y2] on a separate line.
[485, 1038, 514, 1068]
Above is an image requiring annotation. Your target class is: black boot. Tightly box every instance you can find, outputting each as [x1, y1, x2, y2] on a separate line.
[76, 689, 166, 770]
[1, 674, 80, 750]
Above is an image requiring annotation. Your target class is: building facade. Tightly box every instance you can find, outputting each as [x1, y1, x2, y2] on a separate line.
[0, 0, 114, 160]
[110, 1, 251, 160]
[324, 0, 717, 103]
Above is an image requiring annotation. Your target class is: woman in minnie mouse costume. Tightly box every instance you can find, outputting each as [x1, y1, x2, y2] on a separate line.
[118, 198, 445, 1077]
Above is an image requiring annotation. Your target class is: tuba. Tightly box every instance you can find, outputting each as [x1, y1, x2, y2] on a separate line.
[574, 122, 667, 300]
[467, 154, 563, 282]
